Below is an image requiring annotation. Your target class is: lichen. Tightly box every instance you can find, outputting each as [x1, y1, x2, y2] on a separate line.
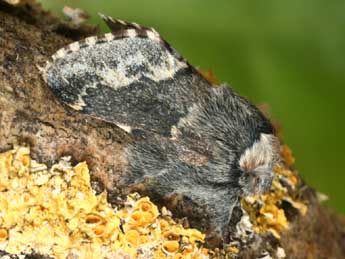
[0, 146, 208, 259]
[0, 144, 307, 258]
[241, 144, 307, 239]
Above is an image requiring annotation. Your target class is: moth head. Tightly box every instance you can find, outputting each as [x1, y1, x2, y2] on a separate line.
[238, 133, 280, 196]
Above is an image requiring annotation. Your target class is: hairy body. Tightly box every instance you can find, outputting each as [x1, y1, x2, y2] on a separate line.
[42, 14, 280, 245]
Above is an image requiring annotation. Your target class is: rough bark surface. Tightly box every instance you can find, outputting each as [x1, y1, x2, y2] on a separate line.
[0, 1, 132, 204]
[0, 2, 344, 258]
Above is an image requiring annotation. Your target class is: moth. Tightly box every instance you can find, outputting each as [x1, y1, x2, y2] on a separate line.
[42, 14, 280, 245]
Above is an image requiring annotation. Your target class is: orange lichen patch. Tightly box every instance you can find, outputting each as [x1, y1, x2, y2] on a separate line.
[137, 199, 154, 212]
[0, 146, 209, 259]
[199, 68, 220, 85]
[85, 213, 104, 225]
[123, 197, 160, 230]
[242, 191, 288, 238]
[125, 229, 140, 246]
[21, 192, 31, 204]
[255, 203, 288, 238]
[93, 224, 106, 236]
[275, 165, 298, 188]
[174, 253, 184, 259]
[162, 240, 180, 253]
[280, 145, 295, 167]
[201, 248, 209, 256]
[227, 246, 239, 254]
[0, 228, 8, 242]
[160, 219, 170, 232]
[182, 245, 194, 254]
[139, 234, 150, 244]
[242, 156, 307, 239]
[127, 210, 155, 228]
[163, 230, 181, 241]
[153, 249, 167, 259]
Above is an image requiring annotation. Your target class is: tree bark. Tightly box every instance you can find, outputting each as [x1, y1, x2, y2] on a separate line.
[0, 1, 131, 203]
[0, 2, 344, 258]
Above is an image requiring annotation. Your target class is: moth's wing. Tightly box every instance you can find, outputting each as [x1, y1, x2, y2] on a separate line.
[43, 14, 211, 137]
[99, 13, 150, 33]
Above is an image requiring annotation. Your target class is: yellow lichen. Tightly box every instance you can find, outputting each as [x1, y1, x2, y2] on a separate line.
[0, 146, 208, 259]
[198, 69, 220, 85]
[0, 228, 8, 242]
[162, 240, 180, 253]
[225, 246, 239, 254]
[242, 149, 307, 239]
[280, 144, 295, 167]
[125, 229, 140, 246]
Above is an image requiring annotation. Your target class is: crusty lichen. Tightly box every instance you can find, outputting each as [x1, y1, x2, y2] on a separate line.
[0, 146, 209, 259]
[218, 144, 308, 258]
[0, 143, 307, 259]
[242, 144, 307, 239]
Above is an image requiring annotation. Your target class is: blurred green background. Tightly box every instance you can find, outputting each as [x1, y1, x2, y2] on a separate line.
[39, 0, 345, 213]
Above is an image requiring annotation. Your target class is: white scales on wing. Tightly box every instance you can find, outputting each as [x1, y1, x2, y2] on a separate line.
[41, 13, 281, 244]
